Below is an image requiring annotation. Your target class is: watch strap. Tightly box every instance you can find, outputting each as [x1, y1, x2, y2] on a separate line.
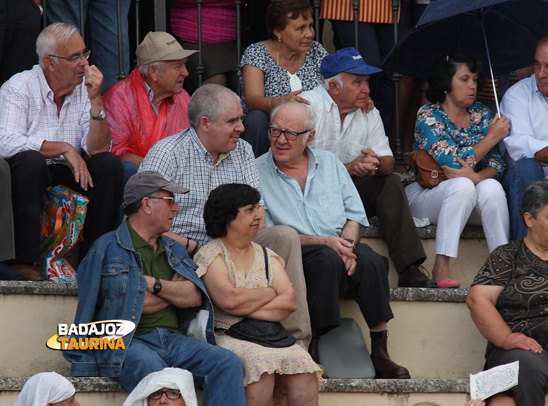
[153, 278, 162, 294]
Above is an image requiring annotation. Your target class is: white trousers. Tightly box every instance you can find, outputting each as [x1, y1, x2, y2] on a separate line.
[405, 178, 509, 258]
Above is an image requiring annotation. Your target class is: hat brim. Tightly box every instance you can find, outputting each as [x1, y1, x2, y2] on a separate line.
[343, 65, 383, 76]
[163, 183, 190, 195]
[138, 49, 199, 66]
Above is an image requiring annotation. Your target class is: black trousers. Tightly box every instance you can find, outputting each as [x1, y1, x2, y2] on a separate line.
[353, 173, 426, 274]
[301, 243, 393, 336]
[0, 0, 41, 86]
[7, 150, 123, 263]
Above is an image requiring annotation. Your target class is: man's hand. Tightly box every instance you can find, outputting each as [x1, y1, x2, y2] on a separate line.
[63, 146, 93, 190]
[341, 254, 357, 275]
[171, 273, 188, 282]
[534, 146, 548, 163]
[84, 65, 104, 103]
[324, 236, 356, 275]
[501, 332, 543, 353]
[345, 149, 380, 177]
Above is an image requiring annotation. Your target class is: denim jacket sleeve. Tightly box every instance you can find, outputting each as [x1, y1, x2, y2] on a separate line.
[62, 238, 108, 375]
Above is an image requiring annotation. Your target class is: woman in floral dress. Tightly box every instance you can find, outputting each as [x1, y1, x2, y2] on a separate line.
[404, 52, 511, 289]
[238, 0, 328, 157]
[195, 183, 322, 406]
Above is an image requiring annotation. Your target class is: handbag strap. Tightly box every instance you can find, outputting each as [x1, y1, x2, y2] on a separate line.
[262, 245, 269, 282]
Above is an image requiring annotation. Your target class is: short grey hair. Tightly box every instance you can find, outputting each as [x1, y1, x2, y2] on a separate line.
[139, 61, 165, 77]
[521, 181, 548, 219]
[187, 84, 241, 129]
[322, 73, 344, 90]
[37, 23, 79, 69]
[270, 102, 316, 145]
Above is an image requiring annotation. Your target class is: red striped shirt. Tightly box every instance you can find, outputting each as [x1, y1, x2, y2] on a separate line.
[320, 0, 400, 24]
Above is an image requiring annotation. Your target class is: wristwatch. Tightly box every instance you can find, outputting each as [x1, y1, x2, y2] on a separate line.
[344, 238, 356, 252]
[90, 108, 105, 121]
[153, 278, 162, 294]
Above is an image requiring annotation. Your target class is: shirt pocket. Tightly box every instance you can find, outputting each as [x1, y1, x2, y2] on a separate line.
[101, 265, 129, 299]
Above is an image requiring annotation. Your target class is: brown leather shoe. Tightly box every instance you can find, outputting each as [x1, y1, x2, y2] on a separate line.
[11, 263, 45, 281]
[370, 330, 410, 379]
[398, 265, 438, 288]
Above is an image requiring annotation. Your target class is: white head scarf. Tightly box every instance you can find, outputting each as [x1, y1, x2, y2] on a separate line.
[14, 372, 75, 406]
[123, 368, 198, 406]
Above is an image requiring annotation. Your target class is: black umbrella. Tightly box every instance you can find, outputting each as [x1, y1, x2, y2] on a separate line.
[381, 0, 548, 114]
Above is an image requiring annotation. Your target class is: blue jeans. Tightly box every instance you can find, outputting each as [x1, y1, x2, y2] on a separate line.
[503, 158, 545, 240]
[118, 328, 245, 405]
[45, 0, 131, 92]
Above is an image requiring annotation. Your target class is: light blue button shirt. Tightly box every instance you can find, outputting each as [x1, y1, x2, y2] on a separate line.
[502, 75, 548, 177]
[256, 148, 368, 237]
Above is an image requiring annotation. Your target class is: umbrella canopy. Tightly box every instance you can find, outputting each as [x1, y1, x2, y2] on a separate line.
[381, 0, 548, 82]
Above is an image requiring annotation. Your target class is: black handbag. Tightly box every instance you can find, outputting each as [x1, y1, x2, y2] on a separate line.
[225, 246, 297, 348]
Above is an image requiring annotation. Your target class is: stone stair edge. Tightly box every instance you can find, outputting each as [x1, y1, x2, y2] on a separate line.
[0, 376, 469, 394]
[363, 224, 485, 240]
[0, 281, 469, 302]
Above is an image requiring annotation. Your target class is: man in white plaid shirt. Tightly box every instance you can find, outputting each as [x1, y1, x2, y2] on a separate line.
[140, 84, 312, 350]
[0, 23, 122, 280]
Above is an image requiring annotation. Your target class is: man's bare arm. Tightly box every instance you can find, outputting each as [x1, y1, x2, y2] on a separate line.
[143, 274, 202, 309]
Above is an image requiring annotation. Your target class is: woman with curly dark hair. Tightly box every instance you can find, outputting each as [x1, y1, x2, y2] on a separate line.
[195, 183, 322, 406]
[404, 52, 511, 288]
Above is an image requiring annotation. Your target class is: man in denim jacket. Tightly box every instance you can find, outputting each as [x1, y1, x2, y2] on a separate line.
[64, 171, 245, 404]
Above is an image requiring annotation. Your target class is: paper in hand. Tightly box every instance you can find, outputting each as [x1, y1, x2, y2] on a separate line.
[470, 361, 519, 400]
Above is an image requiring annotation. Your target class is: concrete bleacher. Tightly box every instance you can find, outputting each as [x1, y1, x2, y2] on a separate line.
[0, 224, 489, 405]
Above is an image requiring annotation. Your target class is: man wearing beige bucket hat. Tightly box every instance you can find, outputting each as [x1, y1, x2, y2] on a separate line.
[104, 31, 199, 185]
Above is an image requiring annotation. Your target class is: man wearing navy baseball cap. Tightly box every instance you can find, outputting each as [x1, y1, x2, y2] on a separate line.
[300, 47, 437, 289]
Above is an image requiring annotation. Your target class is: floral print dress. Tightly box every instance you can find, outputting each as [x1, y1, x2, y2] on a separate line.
[194, 239, 323, 387]
[406, 102, 505, 184]
[238, 41, 328, 113]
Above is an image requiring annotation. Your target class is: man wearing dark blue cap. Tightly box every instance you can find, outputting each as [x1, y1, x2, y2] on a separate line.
[301, 47, 437, 289]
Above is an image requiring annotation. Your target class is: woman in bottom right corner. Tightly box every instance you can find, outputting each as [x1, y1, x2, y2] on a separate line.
[467, 181, 548, 406]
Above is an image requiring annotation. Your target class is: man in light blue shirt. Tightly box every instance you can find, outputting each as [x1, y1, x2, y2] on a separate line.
[256, 101, 410, 380]
[502, 33, 548, 240]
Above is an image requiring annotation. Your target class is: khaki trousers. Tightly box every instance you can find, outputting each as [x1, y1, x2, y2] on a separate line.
[254, 225, 311, 349]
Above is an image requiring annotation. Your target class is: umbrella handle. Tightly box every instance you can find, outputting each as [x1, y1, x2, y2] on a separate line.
[481, 21, 500, 116]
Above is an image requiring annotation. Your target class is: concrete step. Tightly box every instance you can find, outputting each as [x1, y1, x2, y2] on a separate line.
[0, 283, 486, 381]
[363, 224, 489, 288]
[0, 376, 471, 406]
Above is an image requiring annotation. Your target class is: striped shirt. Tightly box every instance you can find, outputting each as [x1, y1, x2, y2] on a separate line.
[320, 0, 400, 24]
[256, 148, 368, 237]
[140, 127, 263, 245]
[302, 86, 392, 164]
[0, 65, 91, 163]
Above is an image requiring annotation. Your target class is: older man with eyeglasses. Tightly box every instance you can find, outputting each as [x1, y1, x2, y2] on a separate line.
[0, 22, 122, 280]
[256, 101, 410, 379]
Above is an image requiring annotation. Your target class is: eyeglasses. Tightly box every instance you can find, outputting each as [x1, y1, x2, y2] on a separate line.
[148, 389, 181, 400]
[149, 195, 176, 206]
[268, 126, 311, 141]
[49, 50, 91, 63]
